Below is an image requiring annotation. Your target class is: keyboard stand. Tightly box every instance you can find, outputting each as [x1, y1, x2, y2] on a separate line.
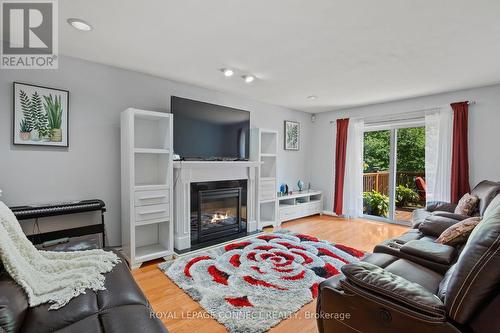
[10, 200, 107, 248]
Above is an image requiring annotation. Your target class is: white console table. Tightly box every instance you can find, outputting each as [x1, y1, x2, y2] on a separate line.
[278, 190, 323, 223]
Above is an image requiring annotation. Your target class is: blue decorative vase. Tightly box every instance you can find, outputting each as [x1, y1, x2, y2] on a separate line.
[280, 183, 287, 194]
[297, 180, 304, 191]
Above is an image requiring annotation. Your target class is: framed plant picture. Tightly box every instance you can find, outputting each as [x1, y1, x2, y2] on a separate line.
[284, 120, 300, 151]
[13, 82, 69, 147]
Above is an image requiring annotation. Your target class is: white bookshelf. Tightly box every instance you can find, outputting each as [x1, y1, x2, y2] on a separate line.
[250, 128, 279, 229]
[121, 108, 174, 269]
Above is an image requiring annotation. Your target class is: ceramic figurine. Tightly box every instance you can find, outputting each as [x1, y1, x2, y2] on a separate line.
[297, 179, 304, 191]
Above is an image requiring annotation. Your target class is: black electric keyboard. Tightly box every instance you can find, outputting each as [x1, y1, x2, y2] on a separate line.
[11, 199, 106, 220]
[10, 199, 107, 247]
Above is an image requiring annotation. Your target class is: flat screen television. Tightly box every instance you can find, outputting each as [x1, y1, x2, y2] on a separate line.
[171, 96, 250, 160]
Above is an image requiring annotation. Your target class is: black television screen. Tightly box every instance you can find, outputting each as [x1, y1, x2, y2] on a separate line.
[171, 96, 250, 160]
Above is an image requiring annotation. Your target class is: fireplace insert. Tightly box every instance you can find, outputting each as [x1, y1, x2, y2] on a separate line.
[191, 180, 247, 246]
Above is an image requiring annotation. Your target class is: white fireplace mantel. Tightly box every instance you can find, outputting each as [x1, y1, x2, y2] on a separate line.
[173, 161, 260, 251]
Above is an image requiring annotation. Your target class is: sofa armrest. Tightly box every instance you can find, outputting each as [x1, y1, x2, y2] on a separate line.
[400, 240, 456, 265]
[426, 201, 457, 213]
[340, 262, 446, 320]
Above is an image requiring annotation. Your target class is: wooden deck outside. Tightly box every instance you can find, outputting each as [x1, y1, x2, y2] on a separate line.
[363, 171, 425, 195]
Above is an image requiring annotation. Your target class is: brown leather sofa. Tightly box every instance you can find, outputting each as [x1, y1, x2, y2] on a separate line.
[0, 249, 168, 333]
[411, 180, 500, 228]
[373, 180, 500, 273]
[317, 192, 500, 333]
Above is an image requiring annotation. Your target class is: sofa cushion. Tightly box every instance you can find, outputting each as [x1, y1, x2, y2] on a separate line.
[419, 215, 461, 237]
[411, 208, 432, 228]
[442, 194, 500, 324]
[435, 217, 482, 246]
[454, 193, 479, 216]
[52, 314, 102, 333]
[384, 259, 443, 294]
[426, 202, 457, 213]
[471, 180, 500, 216]
[432, 211, 471, 221]
[99, 305, 166, 333]
[341, 262, 446, 319]
[21, 291, 100, 333]
[400, 240, 456, 265]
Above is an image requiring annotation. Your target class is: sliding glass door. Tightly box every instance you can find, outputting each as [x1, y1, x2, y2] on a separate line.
[363, 123, 425, 224]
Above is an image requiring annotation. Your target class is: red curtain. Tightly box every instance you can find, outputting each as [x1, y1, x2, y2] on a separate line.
[451, 102, 471, 203]
[333, 118, 350, 215]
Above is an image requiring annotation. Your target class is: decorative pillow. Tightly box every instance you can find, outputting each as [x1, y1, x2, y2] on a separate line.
[454, 193, 479, 216]
[435, 216, 482, 246]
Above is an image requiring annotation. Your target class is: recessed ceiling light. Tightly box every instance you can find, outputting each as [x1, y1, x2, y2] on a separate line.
[307, 95, 317, 100]
[220, 68, 234, 77]
[67, 18, 93, 31]
[242, 75, 255, 83]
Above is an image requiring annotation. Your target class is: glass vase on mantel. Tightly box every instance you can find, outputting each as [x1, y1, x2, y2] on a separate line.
[297, 180, 304, 192]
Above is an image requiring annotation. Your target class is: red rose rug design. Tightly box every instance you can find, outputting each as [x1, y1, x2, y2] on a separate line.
[159, 232, 366, 333]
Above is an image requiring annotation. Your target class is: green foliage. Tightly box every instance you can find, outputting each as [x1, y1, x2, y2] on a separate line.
[19, 119, 31, 132]
[31, 91, 50, 137]
[19, 90, 50, 138]
[396, 127, 425, 173]
[363, 191, 389, 217]
[44, 94, 63, 129]
[363, 131, 390, 172]
[395, 185, 419, 207]
[363, 127, 425, 173]
[19, 90, 34, 131]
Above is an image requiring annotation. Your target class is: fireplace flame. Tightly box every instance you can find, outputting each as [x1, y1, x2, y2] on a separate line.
[211, 212, 229, 223]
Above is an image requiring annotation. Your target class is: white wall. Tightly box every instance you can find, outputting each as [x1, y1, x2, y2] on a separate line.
[310, 84, 500, 213]
[0, 56, 312, 246]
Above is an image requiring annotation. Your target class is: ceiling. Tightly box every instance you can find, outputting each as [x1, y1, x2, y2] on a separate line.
[60, 0, 500, 113]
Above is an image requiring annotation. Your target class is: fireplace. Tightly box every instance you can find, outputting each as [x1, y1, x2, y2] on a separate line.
[191, 180, 247, 246]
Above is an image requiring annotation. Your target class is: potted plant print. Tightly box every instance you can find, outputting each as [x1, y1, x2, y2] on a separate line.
[44, 94, 63, 142]
[19, 119, 31, 140]
[20, 90, 50, 141]
[14, 82, 69, 147]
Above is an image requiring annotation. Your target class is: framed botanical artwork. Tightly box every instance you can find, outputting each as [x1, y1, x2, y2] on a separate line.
[13, 82, 69, 147]
[284, 120, 300, 151]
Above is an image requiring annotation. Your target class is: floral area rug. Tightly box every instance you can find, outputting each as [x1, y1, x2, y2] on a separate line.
[159, 231, 366, 333]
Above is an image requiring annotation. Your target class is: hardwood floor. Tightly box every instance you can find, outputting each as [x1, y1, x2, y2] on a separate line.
[132, 215, 408, 333]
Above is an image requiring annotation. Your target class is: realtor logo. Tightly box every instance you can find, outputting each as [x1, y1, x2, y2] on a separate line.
[1, 0, 58, 69]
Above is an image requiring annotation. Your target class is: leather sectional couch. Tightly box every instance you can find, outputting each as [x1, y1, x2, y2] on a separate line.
[412, 180, 500, 229]
[0, 250, 168, 333]
[317, 181, 500, 333]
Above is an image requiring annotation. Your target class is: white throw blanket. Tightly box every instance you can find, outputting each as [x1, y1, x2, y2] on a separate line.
[0, 201, 120, 310]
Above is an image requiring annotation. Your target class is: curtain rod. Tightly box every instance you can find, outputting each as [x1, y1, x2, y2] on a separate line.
[329, 101, 476, 124]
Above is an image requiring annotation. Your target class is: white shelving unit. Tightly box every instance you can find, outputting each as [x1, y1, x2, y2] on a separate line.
[121, 108, 174, 269]
[278, 190, 323, 223]
[250, 128, 279, 229]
